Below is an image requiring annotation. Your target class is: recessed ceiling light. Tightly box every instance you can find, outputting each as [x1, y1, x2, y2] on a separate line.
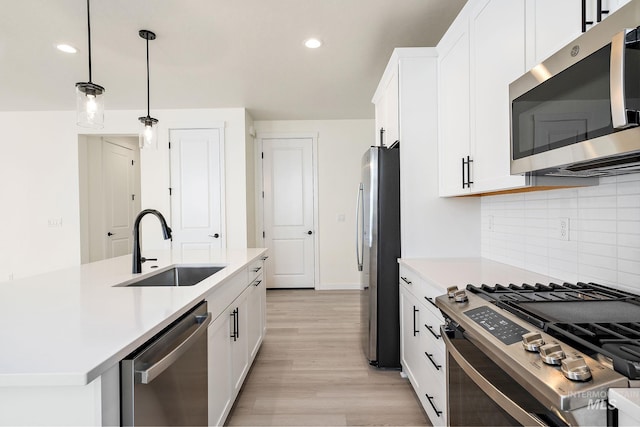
[304, 38, 322, 49]
[57, 44, 78, 54]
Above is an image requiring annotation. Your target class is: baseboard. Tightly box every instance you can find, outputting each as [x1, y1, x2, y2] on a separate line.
[317, 282, 361, 290]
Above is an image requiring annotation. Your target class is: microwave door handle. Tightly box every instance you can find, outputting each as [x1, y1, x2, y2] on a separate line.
[611, 29, 629, 129]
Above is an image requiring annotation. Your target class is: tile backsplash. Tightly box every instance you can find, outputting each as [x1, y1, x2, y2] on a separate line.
[481, 173, 640, 294]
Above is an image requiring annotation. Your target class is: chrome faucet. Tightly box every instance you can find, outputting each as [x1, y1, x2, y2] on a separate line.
[132, 209, 172, 274]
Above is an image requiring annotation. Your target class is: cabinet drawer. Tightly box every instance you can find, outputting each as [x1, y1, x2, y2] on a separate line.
[248, 256, 266, 282]
[400, 265, 446, 320]
[418, 375, 447, 427]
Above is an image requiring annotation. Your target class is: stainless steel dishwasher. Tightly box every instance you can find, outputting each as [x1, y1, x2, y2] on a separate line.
[121, 301, 211, 426]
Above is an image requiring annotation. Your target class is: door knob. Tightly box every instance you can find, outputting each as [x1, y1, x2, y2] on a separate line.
[107, 232, 115, 236]
[307, 230, 313, 235]
[209, 233, 220, 238]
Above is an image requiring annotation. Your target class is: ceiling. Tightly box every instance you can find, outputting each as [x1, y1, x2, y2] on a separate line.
[0, 0, 466, 120]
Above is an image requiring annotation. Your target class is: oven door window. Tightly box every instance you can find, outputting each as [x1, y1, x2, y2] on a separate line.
[446, 333, 568, 427]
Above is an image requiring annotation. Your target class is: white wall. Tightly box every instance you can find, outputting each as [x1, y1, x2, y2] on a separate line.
[253, 119, 374, 290]
[0, 108, 252, 281]
[481, 173, 640, 294]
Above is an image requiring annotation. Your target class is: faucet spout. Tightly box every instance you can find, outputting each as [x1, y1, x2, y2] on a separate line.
[132, 209, 172, 274]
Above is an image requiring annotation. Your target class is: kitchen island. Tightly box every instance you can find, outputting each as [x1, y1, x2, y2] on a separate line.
[0, 247, 267, 426]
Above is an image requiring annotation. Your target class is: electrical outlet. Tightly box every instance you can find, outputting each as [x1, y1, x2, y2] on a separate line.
[558, 217, 570, 241]
[48, 217, 63, 227]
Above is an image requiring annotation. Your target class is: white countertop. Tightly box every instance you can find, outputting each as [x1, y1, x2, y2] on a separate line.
[0, 248, 266, 387]
[609, 388, 640, 420]
[399, 257, 562, 290]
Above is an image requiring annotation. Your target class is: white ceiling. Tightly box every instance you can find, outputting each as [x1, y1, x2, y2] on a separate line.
[0, 0, 466, 120]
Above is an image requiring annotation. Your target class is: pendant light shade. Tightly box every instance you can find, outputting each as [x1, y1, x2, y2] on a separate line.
[76, 0, 105, 128]
[138, 30, 158, 149]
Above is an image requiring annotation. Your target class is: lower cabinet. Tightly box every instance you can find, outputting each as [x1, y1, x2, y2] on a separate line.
[400, 267, 447, 427]
[207, 262, 266, 426]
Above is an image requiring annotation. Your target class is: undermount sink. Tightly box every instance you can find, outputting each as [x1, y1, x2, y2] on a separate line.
[122, 266, 225, 287]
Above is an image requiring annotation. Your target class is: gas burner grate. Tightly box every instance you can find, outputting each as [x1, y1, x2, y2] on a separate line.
[547, 322, 640, 379]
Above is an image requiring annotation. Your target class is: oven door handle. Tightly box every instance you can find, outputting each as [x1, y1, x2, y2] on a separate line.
[441, 326, 547, 427]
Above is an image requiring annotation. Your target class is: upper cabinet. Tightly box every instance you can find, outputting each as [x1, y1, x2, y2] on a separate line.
[437, 0, 630, 196]
[524, 0, 582, 70]
[438, 0, 527, 196]
[438, 10, 472, 196]
[373, 48, 480, 258]
[374, 71, 400, 147]
[470, 0, 528, 193]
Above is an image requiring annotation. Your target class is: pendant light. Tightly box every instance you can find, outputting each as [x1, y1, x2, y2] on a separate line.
[75, 0, 105, 128]
[138, 30, 158, 149]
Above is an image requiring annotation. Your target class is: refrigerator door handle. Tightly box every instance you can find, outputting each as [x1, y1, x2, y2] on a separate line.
[356, 183, 363, 272]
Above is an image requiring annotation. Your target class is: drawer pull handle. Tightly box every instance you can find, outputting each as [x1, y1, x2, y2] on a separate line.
[426, 395, 442, 417]
[424, 352, 441, 370]
[252, 280, 262, 287]
[253, 266, 262, 273]
[425, 324, 441, 339]
[424, 296, 438, 308]
[401, 276, 412, 285]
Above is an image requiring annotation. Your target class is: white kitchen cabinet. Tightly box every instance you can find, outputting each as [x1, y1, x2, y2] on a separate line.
[374, 69, 399, 147]
[399, 266, 447, 427]
[374, 48, 480, 257]
[525, 0, 582, 69]
[206, 257, 266, 426]
[470, 0, 528, 193]
[437, 10, 472, 197]
[247, 272, 266, 358]
[439, 0, 528, 196]
[207, 308, 234, 427]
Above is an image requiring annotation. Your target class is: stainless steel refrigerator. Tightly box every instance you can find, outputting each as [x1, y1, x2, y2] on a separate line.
[356, 144, 400, 368]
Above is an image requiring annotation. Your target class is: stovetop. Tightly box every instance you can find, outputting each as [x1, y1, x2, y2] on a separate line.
[466, 282, 640, 380]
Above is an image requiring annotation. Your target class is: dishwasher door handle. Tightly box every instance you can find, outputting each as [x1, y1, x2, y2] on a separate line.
[137, 312, 212, 384]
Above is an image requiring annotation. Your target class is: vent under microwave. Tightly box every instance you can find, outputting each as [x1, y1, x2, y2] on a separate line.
[539, 151, 640, 177]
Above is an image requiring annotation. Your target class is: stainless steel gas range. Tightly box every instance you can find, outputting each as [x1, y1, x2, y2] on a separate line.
[436, 282, 639, 427]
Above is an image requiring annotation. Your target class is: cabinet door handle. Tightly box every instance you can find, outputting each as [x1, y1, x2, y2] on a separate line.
[425, 324, 441, 340]
[425, 352, 442, 371]
[234, 307, 240, 341]
[425, 395, 443, 417]
[424, 296, 438, 308]
[230, 308, 239, 341]
[400, 276, 412, 285]
[413, 306, 419, 336]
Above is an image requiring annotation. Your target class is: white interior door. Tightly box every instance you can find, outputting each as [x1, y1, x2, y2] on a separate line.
[169, 128, 225, 252]
[103, 140, 137, 258]
[262, 137, 315, 288]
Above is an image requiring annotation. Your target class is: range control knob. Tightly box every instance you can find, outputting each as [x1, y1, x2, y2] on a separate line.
[522, 332, 545, 352]
[446, 286, 459, 298]
[561, 357, 592, 381]
[453, 289, 468, 303]
[539, 343, 566, 365]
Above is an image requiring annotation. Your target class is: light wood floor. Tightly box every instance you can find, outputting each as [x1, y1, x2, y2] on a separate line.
[226, 289, 430, 426]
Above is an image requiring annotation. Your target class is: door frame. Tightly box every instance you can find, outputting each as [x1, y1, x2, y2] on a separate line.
[256, 132, 320, 289]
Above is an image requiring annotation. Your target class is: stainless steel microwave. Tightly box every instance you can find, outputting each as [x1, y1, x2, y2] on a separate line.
[510, 1, 640, 177]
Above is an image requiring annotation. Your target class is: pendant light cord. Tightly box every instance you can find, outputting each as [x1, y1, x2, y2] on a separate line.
[146, 37, 150, 117]
[86, 0, 93, 83]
